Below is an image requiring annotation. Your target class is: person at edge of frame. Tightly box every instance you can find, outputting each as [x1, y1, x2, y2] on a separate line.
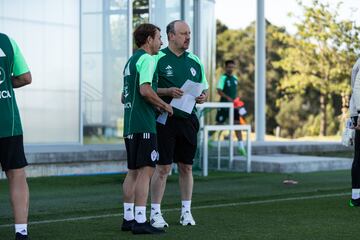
[0, 32, 32, 240]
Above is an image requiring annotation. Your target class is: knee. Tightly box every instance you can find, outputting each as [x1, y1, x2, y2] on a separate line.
[156, 165, 171, 178]
[6, 168, 26, 181]
[178, 163, 192, 175]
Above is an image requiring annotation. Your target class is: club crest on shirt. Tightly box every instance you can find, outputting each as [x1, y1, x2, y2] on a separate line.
[190, 67, 196, 77]
[151, 150, 158, 162]
[165, 65, 173, 77]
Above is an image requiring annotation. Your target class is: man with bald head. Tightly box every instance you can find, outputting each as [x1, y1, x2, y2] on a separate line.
[150, 20, 209, 228]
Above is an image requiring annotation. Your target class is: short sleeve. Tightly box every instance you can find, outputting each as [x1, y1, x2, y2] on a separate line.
[136, 53, 156, 86]
[9, 38, 29, 76]
[217, 75, 227, 90]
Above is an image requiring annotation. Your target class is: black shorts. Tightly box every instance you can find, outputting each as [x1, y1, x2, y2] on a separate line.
[0, 135, 28, 172]
[157, 114, 199, 165]
[124, 133, 159, 170]
[216, 108, 240, 124]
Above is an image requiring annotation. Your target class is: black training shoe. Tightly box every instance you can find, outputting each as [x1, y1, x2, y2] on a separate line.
[132, 221, 165, 234]
[349, 198, 360, 207]
[15, 232, 29, 240]
[121, 219, 136, 231]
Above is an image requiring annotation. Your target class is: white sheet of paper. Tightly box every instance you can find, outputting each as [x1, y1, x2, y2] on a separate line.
[170, 80, 204, 114]
[156, 112, 168, 125]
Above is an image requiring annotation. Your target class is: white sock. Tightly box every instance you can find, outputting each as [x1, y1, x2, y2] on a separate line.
[135, 206, 146, 223]
[238, 141, 244, 149]
[15, 224, 27, 235]
[181, 200, 191, 214]
[352, 189, 360, 199]
[123, 202, 134, 221]
[151, 203, 161, 218]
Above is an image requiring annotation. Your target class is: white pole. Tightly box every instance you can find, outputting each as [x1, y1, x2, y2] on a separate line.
[229, 106, 234, 168]
[255, 0, 266, 141]
[203, 128, 209, 176]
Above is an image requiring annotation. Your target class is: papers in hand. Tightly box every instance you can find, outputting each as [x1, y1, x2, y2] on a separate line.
[170, 80, 204, 114]
[156, 80, 205, 125]
[157, 112, 168, 125]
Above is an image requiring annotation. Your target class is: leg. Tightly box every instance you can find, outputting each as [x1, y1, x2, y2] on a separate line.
[134, 166, 155, 206]
[352, 130, 360, 189]
[132, 166, 164, 234]
[235, 130, 242, 141]
[150, 120, 176, 228]
[175, 115, 198, 226]
[122, 169, 138, 230]
[178, 162, 193, 201]
[178, 162, 196, 226]
[350, 129, 360, 207]
[234, 119, 246, 156]
[123, 169, 138, 203]
[6, 168, 29, 224]
[150, 164, 171, 204]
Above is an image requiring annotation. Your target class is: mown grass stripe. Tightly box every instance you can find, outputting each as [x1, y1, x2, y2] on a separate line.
[0, 192, 348, 228]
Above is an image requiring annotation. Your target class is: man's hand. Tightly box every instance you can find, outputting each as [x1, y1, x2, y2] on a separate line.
[163, 103, 173, 116]
[196, 92, 208, 104]
[167, 87, 184, 98]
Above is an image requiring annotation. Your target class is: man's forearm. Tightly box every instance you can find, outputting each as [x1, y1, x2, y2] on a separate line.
[217, 89, 232, 101]
[157, 88, 169, 97]
[12, 72, 32, 88]
[141, 85, 168, 110]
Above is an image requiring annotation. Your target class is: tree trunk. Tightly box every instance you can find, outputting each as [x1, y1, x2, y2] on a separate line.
[319, 94, 327, 136]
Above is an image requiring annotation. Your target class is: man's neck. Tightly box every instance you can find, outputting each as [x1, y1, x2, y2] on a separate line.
[141, 45, 153, 55]
[168, 44, 185, 57]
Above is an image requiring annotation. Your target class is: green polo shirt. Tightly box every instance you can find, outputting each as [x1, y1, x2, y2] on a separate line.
[217, 73, 238, 102]
[156, 47, 208, 118]
[122, 49, 158, 136]
[0, 33, 29, 138]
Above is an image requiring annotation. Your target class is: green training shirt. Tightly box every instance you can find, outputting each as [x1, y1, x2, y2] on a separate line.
[0, 33, 29, 138]
[216, 73, 238, 102]
[123, 49, 158, 136]
[156, 47, 209, 118]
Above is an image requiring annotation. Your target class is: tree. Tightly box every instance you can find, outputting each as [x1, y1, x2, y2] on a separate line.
[273, 0, 360, 136]
[216, 20, 288, 133]
[216, 19, 228, 35]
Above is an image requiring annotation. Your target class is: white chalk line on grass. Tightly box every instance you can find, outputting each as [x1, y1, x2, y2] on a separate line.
[0, 192, 348, 228]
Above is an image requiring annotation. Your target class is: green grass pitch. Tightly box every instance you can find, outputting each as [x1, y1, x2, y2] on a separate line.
[0, 170, 359, 239]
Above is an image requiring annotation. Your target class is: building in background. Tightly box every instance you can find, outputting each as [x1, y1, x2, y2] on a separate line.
[0, 0, 216, 145]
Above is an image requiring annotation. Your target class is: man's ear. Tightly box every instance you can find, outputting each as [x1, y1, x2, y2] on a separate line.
[168, 32, 175, 41]
[147, 35, 153, 44]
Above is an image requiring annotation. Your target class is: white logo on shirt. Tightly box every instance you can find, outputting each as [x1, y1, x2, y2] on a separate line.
[0, 90, 11, 99]
[0, 48, 5, 57]
[123, 85, 129, 98]
[190, 67, 196, 77]
[124, 102, 132, 109]
[165, 65, 173, 77]
[124, 63, 131, 77]
[0, 67, 5, 84]
[0, 67, 5, 83]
